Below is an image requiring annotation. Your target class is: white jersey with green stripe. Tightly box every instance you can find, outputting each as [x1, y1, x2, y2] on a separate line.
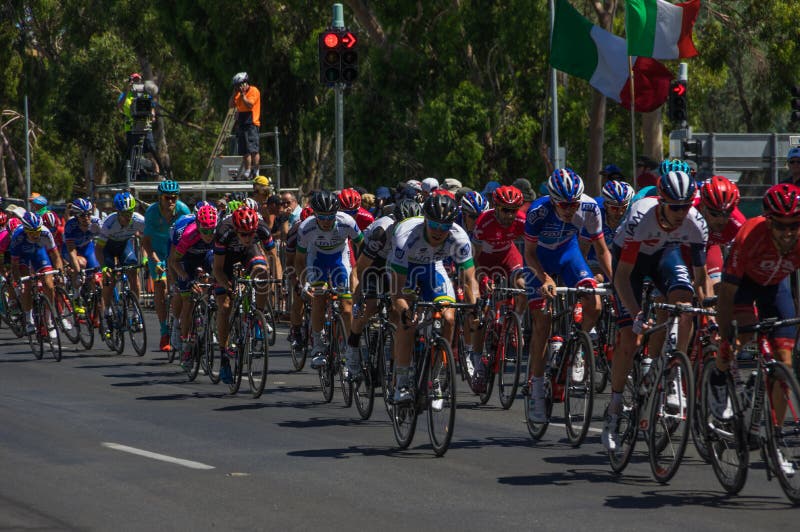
[389, 216, 474, 274]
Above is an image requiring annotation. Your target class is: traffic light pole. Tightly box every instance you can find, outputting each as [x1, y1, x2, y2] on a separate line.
[332, 3, 345, 190]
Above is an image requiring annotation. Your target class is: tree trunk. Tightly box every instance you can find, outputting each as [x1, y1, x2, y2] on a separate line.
[0, 141, 8, 197]
[586, 90, 606, 197]
[0, 131, 26, 197]
[641, 109, 663, 165]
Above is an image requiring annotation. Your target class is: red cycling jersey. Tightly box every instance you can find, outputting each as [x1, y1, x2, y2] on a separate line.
[472, 209, 526, 254]
[691, 198, 746, 247]
[347, 207, 375, 231]
[722, 216, 800, 286]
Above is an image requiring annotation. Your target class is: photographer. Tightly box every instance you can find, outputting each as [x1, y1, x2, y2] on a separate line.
[117, 72, 160, 177]
[228, 72, 261, 180]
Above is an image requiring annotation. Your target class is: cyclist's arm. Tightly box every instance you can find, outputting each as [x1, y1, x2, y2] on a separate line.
[523, 237, 555, 298]
[212, 253, 230, 291]
[94, 240, 106, 269]
[266, 244, 282, 281]
[590, 237, 613, 281]
[692, 264, 711, 304]
[353, 253, 374, 302]
[67, 242, 81, 273]
[458, 264, 479, 305]
[389, 269, 410, 324]
[48, 248, 63, 273]
[169, 250, 189, 281]
[613, 259, 639, 317]
[716, 280, 737, 343]
[293, 249, 306, 288]
[142, 235, 159, 263]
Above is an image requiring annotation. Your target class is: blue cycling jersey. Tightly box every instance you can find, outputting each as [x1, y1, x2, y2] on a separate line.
[524, 195, 603, 250]
[64, 216, 102, 251]
[144, 201, 190, 257]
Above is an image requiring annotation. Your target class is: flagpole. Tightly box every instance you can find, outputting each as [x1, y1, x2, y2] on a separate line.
[628, 56, 637, 186]
[549, 0, 560, 169]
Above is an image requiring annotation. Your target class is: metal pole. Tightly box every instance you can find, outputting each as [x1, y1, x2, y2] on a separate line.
[332, 4, 345, 190]
[24, 95, 31, 210]
[549, 0, 560, 169]
[274, 126, 282, 192]
[628, 57, 637, 181]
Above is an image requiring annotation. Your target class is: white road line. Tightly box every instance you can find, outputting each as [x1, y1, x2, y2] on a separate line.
[101, 442, 215, 470]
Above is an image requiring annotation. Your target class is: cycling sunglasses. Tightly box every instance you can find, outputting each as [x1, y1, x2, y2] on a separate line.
[316, 213, 336, 221]
[236, 231, 256, 238]
[199, 227, 215, 235]
[606, 203, 629, 213]
[426, 219, 453, 231]
[555, 201, 580, 210]
[498, 207, 518, 214]
[660, 200, 692, 212]
[161, 194, 179, 201]
[771, 219, 800, 231]
[705, 206, 733, 218]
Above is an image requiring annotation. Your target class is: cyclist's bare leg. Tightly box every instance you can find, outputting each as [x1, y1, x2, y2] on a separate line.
[581, 293, 601, 333]
[528, 307, 551, 379]
[667, 288, 694, 353]
[216, 292, 231, 348]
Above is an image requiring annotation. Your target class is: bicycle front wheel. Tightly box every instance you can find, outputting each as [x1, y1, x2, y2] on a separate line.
[125, 293, 147, 356]
[353, 342, 375, 420]
[427, 337, 457, 456]
[691, 349, 717, 463]
[765, 361, 800, 504]
[77, 291, 95, 350]
[700, 360, 748, 495]
[290, 307, 310, 371]
[333, 315, 353, 407]
[564, 330, 595, 447]
[609, 358, 641, 474]
[40, 297, 62, 362]
[263, 299, 277, 347]
[54, 286, 79, 344]
[202, 305, 219, 384]
[246, 309, 270, 399]
[647, 350, 694, 484]
[227, 308, 245, 394]
[497, 312, 522, 410]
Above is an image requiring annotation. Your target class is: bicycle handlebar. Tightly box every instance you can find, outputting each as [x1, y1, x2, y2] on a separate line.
[555, 285, 613, 297]
[19, 269, 62, 283]
[735, 316, 800, 335]
[651, 301, 717, 316]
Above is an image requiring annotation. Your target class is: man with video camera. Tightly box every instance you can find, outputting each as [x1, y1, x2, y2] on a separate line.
[228, 72, 261, 180]
[117, 72, 161, 178]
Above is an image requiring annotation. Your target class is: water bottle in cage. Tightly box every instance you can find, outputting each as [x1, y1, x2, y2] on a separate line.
[547, 336, 564, 368]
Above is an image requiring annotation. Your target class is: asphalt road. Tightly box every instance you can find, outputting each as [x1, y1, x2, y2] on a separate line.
[1, 310, 798, 531]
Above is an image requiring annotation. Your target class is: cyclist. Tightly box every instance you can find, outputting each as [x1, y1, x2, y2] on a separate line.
[213, 206, 281, 384]
[602, 170, 710, 451]
[0, 211, 11, 274]
[41, 211, 65, 254]
[143, 179, 190, 351]
[170, 205, 219, 371]
[524, 168, 612, 423]
[711, 185, 800, 460]
[96, 192, 145, 325]
[588, 180, 634, 278]
[64, 198, 102, 296]
[9, 212, 64, 335]
[469, 185, 528, 390]
[294, 191, 363, 373]
[695, 176, 745, 291]
[339, 188, 375, 231]
[347, 199, 422, 375]
[389, 194, 479, 403]
[457, 191, 488, 237]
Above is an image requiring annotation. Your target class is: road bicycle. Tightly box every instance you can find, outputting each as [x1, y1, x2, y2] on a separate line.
[101, 264, 147, 356]
[355, 293, 394, 420]
[592, 288, 618, 394]
[226, 271, 271, 398]
[18, 269, 62, 362]
[700, 316, 800, 504]
[310, 283, 351, 406]
[180, 280, 219, 384]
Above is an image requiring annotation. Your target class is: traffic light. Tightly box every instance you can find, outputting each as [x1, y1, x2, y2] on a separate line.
[682, 138, 702, 165]
[668, 80, 688, 125]
[791, 85, 800, 123]
[318, 29, 358, 86]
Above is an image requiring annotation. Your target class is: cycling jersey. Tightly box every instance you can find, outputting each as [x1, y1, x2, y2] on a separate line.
[722, 216, 800, 286]
[0, 228, 11, 264]
[344, 207, 375, 231]
[64, 216, 102, 269]
[170, 213, 196, 247]
[175, 221, 215, 257]
[9, 226, 57, 272]
[97, 212, 145, 244]
[296, 213, 363, 289]
[524, 195, 603, 250]
[473, 209, 526, 254]
[214, 217, 276, 256]
[361, 215, 396, 265]
[143, 201, 191, 256]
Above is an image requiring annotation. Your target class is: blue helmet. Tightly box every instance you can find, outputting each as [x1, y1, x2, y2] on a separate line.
[658, 159, 690, 177]
[460, 191, 489, 216]
[547, 168, 584, 203]
[113, 191, 136, 212]
[72, 198, 93, 214]
[482, 180, 501, 196]
[658, 171, 696, 202]
[21, 211, 43, 231]
[601, 180, 634, 206]
[157, 180, 180, 195]
[193, 200, 210, 213]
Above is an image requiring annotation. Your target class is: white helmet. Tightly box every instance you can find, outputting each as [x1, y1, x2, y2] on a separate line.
[421, 177, 440, 193]
[232, 72, 249, 86]
[244, 197, 259, 211]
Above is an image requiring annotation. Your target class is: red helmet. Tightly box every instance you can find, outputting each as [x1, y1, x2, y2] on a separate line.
[129, 73, 142, 82]
[300, 206, 314, 221]
[196, 205, 218, 229]
[0, 211, 7, 226]
[338, 188, 361, 211]
[493, 185, 524, 208]
[700, 176, 740, 211]
[432, 189, 455, 199]
[232, 207, 259, 232]
[7, 217, 21, 232]
[763, 183, 800, 218]
[42, 211, 59, 230]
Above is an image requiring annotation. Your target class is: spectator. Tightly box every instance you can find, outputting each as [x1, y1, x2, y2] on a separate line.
[116, 72, 160, 177]
[252, 175, 273, 219]
[782, 147, 800, 185]
[443, 178, 462, 191]
[512, 177, 537, 212]
[281, 190, 302, 226]
[600, 164, 624, 183]
[635, 155, 660, 189]
[229, 72, 261, 180]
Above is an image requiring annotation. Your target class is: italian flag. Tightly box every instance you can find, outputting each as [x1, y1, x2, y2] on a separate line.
[550, 0, 673, 113]
[626, 0, 700, 59]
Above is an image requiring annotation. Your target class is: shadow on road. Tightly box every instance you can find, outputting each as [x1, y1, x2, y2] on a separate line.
[111, 379, 187, 387]
[277, 416, 371, 429]
[498, 467, 635, 486]
[136, 391, 228, 401]
[287, 445, 395, 459]
[214, 399, 326, 412]
[76, 361, 164, 369]
[604, 489, 791, 510]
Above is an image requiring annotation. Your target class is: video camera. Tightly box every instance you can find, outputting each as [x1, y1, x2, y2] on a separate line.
[129, 83, 153, 121]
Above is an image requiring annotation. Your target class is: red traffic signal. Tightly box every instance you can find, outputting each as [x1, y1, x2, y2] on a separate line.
[318, 29, 359, 86]
[322, 32, 339, 49]
[671, 83, 686, 97]
[340, 32, 358, 49]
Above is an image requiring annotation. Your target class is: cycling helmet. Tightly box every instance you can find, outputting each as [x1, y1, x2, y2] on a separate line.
[244, 197, 260, 211]
[193, 200, 210, 214]
[375, 186, 391, 200]
[0, 211, 8, 226]
[658, 171, 696, 202]
[226, 200, 243, 214]
[393, 198, 422, 221]
[41, 211, 58, 230]
[423, 194, 458, 224]
[232, 207, 259, 232]
[157, 180, 180, 195]
[196, 205, 218, 229]
[22, 211, 43, 231]
[460, 191, 489, 216]
[493, 185, 524, 208]
[338, 188, 362, 211]
[72, 198, 93, 214]
[788, 147, 800, 160]
[405, 180, 423, 192]
[129, 73, 142, 82]
[300, 206, 314, 221]
[547, 168, 584, 203]
[658, 158, 690, 177]
[601, 180, 635, 206]
[700, 176, 740, 211]
[232, 72, 248, 86]
[113, 192, 136, 212]
[8, 217, 21, 232]
[763, 183, 800, 218]
[310, 190, 340, 215]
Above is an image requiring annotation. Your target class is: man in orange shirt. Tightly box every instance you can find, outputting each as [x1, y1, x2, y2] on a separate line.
[229, 72, 261, 180]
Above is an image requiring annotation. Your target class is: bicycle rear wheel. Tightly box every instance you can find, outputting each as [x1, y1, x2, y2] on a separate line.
[333, 315, 353, 407]
[691, 349, 716, 463]
[478, 310, 499, 405]
[227, 309, 244, 394]
[609, 358, 640, 474]
[381, 326, 395, 417]
[54, 286, 79, 344]
[764, 362, 800, 504]
[700, 360, 748, 495]
[353, 343, 375, 420]
[202, 305, 220, 384]
[387, 372, 418, 451]
[125, 293, 147, 356]
[647, 350, 694, 483]
[40, 298, 62, 362]
[497, 312, 522, 410]
[290, 306, 310, 371]
[28, 301, 44, 360]
[247, 309, 269, 399]
[263, 299, 277, 347]
[427, 337, 457, 457]
[523, 362, 553, 441]
[564, 330, 595, 447]
[77, 291, 95, 350]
